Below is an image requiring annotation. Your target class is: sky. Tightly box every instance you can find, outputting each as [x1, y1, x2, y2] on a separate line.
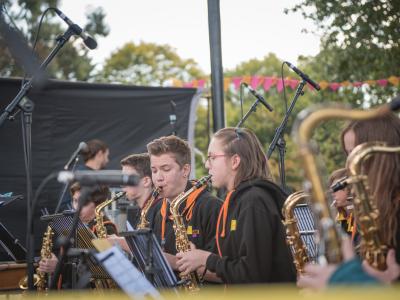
[61, 0, 321, 74]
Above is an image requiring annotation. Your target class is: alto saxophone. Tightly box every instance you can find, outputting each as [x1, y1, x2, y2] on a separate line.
[282, 191, 310, 274]
[292, 100, 400, 264]
[93, 191, 125, 289]
[95, 191, 126, 238]
[346, 141, 400, 270]
[19, 225, 54, 291]
[170, 175, 211, 292]
[137, 187, 161, 229]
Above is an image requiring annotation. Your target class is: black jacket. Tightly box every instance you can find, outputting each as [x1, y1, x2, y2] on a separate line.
[153, 182, 222, 255]
[206, 178, 296, 284]
[127, 197, 162, 230]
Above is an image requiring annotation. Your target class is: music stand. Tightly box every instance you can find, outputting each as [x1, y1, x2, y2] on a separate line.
[120, 229, 177, 289]
[294, 203, 318, 262]
[0, 195, 23, 207]
[42, 211, 114, 287]
[0, 223, 26, 263]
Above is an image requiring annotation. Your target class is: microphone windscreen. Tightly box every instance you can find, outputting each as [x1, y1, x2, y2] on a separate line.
[84, 36, 97, 50]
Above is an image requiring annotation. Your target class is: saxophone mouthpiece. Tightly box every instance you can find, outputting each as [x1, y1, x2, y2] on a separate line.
[195, 175, 212, 188]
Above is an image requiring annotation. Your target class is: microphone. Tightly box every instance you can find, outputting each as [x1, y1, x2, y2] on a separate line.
[57, 170, 140, 186]
[284, 61, 321, 91]
[53, 8, 97, 50]
[64, 142, 88, 170]
[242, 83, 273, 112]
[330, 177, 349, 193]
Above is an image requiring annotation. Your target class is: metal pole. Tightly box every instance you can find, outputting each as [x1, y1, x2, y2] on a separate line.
[207, 0, 225, 132]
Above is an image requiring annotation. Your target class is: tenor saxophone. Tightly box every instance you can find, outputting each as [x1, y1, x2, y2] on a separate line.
[95, 191, 126, 238]
[346, 141, 400, 270]
[137, 187, 161, 229]
[19, 225, 54, 291]
[170, 175, 211, 292]
[292, 99, 400, 264]
[282, 191, 310, 274]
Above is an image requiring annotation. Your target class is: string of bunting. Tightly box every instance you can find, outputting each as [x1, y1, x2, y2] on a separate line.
[171, 75, 400, 92]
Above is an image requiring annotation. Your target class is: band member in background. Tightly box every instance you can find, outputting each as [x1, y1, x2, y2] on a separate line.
[38, 183, 116, 285]
[80, 139, 110, 171]
[298, 113, 400, 289]
[341, 113, 400, 266]
[120, 153, 161, 229]
[176, 127, 296, 284]
[329, 168, 354, 237]
[60, 139, 110, 210]
[147, 135, 222, 272]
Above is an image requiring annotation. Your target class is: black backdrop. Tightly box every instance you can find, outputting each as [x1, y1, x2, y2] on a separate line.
[0, 77, 200, 257]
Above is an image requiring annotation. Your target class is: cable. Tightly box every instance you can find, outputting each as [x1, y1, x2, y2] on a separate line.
[281, 62, 288, 113]
[239, 82, 245, 123]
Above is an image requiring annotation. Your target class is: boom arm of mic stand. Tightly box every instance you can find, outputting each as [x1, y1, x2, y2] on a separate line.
[236, 98, 262, 128]
[54, 156, 80, 214]
[0, 27, 76, 127]
[267, 80, 306, 159]
[266, 80, 306, 193]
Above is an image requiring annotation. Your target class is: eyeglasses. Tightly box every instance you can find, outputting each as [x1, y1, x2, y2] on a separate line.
[206, 154, 226, 165]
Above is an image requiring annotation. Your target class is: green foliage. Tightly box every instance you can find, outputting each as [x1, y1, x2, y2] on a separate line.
[0, 0, 109, 80]
[286, 0, 400, 103]
[99, 41, 205, 86]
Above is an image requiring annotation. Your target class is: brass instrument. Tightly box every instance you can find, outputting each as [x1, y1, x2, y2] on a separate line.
[92, 191, 125, 289]
[95, 191, 126, 238]
[137, 187, 161, 229]
[19, 226, 54, 291]
[346, 142, 400, 270]
[282, 191, 310, 274]
[170, 175, 211, 292]
[292, 100, 400, 264]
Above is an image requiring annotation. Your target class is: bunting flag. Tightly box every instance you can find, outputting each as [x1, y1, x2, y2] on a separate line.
[171, 75, 400, 93]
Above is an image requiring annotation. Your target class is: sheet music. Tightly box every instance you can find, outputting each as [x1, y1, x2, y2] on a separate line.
[95, 246, 162, 300]
[126, 220, 134, 231]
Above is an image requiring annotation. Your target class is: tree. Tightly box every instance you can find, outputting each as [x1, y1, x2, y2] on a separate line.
[99, 41, 204, 86]
[193, 53, 343, 190]
[0, 0, 109, 80]
[286, 0, 400, 103]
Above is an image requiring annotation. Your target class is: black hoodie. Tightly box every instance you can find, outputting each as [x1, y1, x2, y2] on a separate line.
[153, 181, 222, 255]
[206, 178, 296, 284]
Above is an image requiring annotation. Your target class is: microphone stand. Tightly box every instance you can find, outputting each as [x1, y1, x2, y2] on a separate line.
[0, 26, 82, 290]
[54, 155, 80, 214]
[266, 79, 306, 194]
[236, 98, 263, 128]
[169, 100, 177, 136]
[50, 186, 95, 290]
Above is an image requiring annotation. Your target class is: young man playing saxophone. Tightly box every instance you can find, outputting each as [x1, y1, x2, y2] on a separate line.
[120, 153, 161, 229]
[147, 135, 222, 273]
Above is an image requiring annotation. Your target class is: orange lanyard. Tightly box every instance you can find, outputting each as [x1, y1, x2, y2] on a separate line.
[160, 186, 206, 248]
[216, 191, 234, 257]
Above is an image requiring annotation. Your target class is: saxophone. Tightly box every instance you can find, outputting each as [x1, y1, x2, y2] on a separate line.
[282, 191, 310, 274]
[19, 225, 54, 291]
[346, 141, 400, 270]
[137, 187, 161, 229]
[93, 191, 126, 289]
[292, 100, 400, 264]
[170, 175, 211, 292]
[95, 191, 126, 238]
